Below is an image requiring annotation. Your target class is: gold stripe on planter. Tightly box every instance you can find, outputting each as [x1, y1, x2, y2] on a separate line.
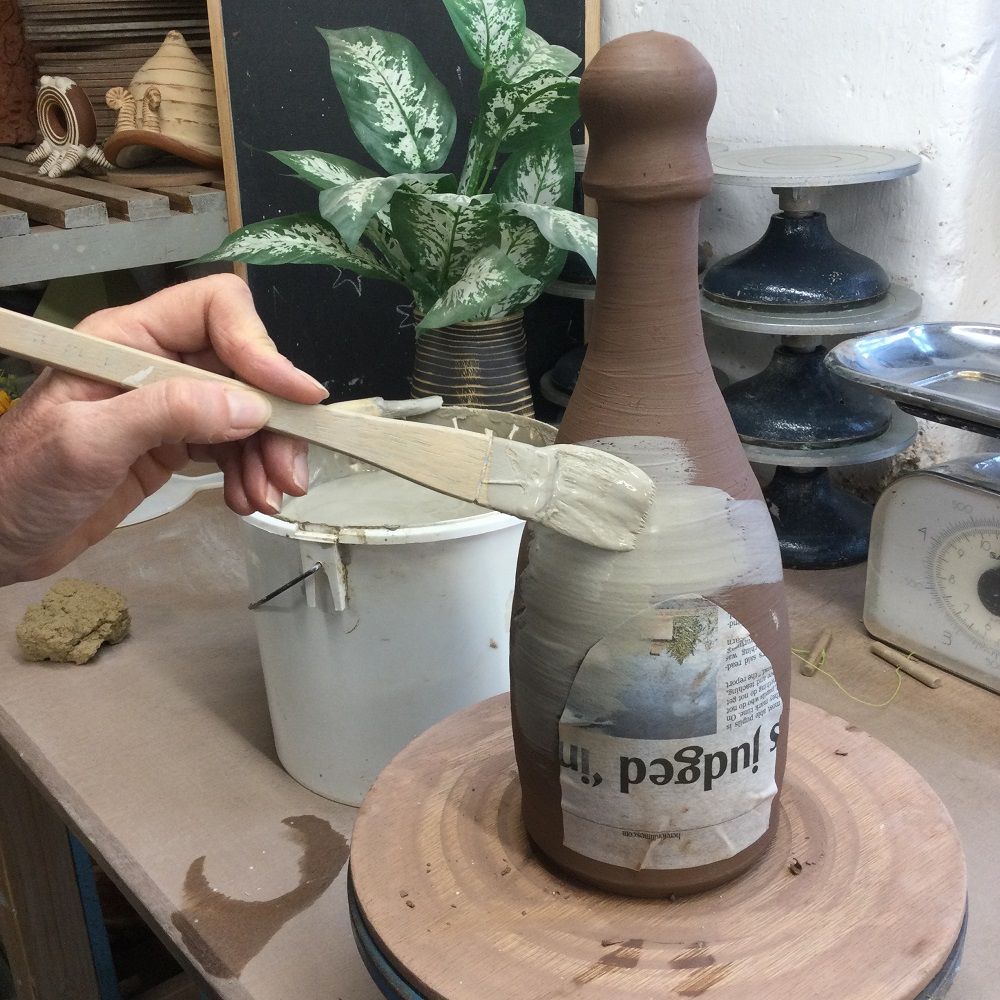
[411, 312, 534, 416]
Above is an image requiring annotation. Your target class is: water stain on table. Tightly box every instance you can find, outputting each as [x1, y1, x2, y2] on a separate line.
[171, 814, 349, 979]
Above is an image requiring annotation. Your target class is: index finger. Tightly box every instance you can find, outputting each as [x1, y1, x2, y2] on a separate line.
[76, 274, 328, 404]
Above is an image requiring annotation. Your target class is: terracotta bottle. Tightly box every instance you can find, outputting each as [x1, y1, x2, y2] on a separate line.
[509, 32, 791, 897]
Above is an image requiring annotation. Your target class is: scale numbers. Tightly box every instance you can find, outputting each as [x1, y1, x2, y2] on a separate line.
[931, 524, 1000, 647]
[865, 465, 1000, 692]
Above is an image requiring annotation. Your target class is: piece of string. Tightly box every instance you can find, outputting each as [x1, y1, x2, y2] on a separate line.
[792, 647, 902, 709]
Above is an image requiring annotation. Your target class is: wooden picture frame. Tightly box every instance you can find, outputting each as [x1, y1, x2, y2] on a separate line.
[204, 0, 601, 399]
[207, 0, 601, 232]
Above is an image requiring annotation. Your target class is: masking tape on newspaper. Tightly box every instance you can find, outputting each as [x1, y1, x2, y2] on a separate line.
[558, 597, 783, 871]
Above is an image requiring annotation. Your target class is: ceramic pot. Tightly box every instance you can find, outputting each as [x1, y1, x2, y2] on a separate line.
[509, 32, 791, 898]
[411, 312, 534, 416]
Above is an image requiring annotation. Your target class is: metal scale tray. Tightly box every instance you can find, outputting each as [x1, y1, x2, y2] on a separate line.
[827, 322, 1000, 437]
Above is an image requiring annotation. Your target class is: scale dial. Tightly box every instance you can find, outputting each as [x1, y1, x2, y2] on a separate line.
[932, 525, 1000, 644]
[865, 457, 1000, 692]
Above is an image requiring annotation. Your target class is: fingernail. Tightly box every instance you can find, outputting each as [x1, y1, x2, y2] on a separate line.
[302, 371, 330, 397]
[225, 389, 271, 429]
[282, 358, 328, 397]
[266, 483, 283, 513]
[293, 451, 310, 493]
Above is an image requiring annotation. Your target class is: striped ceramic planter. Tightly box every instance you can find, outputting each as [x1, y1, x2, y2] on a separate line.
[411, 313, 534, 416]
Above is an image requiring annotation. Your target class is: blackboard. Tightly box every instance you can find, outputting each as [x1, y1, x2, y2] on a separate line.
[209, 0, 595, 409]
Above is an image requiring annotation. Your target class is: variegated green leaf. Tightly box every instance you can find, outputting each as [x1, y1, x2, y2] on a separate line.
[486, 69, 581, 151]
[319, 27, 456, 173]
[370, 216, 411, 277]
[458, 129, 489, 193]
[496, 215, 548, 275]
[483, 246, 566, 319]
[195, 213, 397, 282]
[318, 173, 453, 248]
[269, 150, 374, 190]
[504, 201, 597, 276]
[441, 0, 525, 69]
[493, 136, 574, 208]
[502, 28, 580, 83]
[419, 245, 538, 328]
[486, 228, 565, 317]
[390, 191, 500, 296]
[485, 282, 538, 318]
[462, 68, 580, 192]
[537, 242, 569, 284]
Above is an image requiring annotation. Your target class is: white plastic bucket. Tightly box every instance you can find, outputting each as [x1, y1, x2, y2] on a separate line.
[241, 407, 554, 805]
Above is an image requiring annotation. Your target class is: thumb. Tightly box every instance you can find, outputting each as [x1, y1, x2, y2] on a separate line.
[84, 378, 272, 463]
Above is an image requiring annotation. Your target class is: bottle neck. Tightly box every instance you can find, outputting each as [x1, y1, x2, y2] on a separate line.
[559, 199, 756, 498]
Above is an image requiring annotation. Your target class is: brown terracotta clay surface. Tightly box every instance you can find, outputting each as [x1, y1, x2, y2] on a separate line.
[510, 32, 791, 896]
[0, 0, 38, 145]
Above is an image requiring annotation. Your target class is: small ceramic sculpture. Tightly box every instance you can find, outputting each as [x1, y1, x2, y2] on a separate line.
[106, 86, 162, 135]
[103, 30, 222, 169]
[509, 32, 791, 897]
[26, 76, 112, 178]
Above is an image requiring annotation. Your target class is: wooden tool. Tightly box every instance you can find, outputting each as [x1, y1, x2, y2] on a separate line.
[870, 641, 944, 689]
[800, 628, 833, 676]
[0, 306, 655, 551]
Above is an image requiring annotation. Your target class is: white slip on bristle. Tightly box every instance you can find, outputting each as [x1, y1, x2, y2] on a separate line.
[540, 445, 657, 550]
[481, 441, 656, 551]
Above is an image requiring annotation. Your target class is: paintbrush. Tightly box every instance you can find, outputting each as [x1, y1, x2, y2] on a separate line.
[0, 307, 655, 551]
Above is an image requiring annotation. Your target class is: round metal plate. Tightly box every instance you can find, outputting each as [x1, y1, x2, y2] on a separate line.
[700, 284, 922, 337]
[711, 145, 921, 188]
[743, 409, 918, 467]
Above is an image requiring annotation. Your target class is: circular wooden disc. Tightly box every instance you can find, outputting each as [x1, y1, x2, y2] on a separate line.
[351, 695, 966, 1000]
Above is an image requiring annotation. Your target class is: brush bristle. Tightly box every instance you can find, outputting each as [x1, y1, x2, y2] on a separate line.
[540, 445, 656, 551]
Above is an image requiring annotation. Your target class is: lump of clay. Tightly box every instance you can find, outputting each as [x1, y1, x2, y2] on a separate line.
[16, 579, 130, 665]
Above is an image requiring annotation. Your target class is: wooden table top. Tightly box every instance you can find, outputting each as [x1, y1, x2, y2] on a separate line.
[0, 491, 997, 999]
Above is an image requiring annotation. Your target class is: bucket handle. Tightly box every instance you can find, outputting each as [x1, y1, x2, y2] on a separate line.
[248, 562, 324, 610]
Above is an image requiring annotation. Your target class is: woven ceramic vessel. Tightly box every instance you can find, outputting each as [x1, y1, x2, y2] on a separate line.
[411, 312, 533, 416]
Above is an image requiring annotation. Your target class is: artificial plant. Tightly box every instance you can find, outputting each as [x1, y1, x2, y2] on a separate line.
[200, 0, 597, 331]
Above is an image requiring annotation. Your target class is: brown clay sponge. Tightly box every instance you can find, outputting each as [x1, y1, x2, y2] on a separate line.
[16, 579, 130, 664]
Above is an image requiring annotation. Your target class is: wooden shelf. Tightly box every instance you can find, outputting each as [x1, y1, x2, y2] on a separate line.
[0, 146, 227, 285]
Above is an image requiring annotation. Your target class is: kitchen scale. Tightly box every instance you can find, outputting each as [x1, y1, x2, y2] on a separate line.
[828, 322, 1000, 692]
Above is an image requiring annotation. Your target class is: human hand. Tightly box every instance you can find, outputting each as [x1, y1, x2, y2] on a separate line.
[0, 274, 328, 585]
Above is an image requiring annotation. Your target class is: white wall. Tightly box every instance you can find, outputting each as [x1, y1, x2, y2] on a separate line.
[602, 0, 999, 460]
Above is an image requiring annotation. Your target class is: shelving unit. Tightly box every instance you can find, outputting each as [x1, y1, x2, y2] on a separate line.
[0, 146, 227, 286]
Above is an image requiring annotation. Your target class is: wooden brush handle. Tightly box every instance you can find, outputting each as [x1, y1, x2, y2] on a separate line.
[0, 307, 496, 503]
